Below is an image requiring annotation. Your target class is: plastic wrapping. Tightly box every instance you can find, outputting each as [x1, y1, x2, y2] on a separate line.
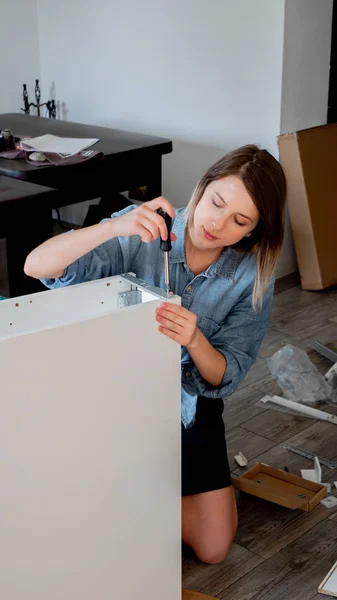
[267, 344, 331, 404]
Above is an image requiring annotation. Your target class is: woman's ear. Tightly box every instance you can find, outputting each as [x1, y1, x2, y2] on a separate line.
[230, 222, 260, 252]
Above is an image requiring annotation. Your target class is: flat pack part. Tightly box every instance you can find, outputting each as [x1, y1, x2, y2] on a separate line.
[318, 559, 337, 597]
[314, 456, 321, 482]
[121, 272, 171, 300]
[283, 444, 337, 469]
[301, 457, 322, 483]
[321, 496, 337, 508]
[325, 362, 337, 383]
[118, 290, 142, 308]
[261, 395, 337, 424]
[232, 462, 327, 511]
[301, 470, 318, 483]
[311, 341, 337, 364]
[234, 452, 248, 467]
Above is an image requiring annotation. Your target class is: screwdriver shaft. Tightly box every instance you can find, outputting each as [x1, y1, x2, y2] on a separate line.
[164, 252, 170, 297]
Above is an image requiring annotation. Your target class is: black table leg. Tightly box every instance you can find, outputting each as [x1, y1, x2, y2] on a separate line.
[6, 205, 53, 298]
[82, 192, 133, 227]
[145, 156, 162, 199]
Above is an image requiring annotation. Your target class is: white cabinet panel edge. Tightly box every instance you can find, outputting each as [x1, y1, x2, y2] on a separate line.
[0, 275, 182, 600]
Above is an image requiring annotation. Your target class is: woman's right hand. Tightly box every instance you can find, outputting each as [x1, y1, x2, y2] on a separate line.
[113, 197, 177, 243]
[24, 197, 177, 281]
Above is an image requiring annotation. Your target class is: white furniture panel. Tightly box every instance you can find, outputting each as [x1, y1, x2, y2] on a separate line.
[0, 275, 181, 600]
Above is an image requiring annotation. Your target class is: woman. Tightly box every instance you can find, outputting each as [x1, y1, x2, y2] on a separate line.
[24, 144, 286, 564]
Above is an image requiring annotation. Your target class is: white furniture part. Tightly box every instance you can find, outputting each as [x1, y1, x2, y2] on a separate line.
[0, 274, 182, 600]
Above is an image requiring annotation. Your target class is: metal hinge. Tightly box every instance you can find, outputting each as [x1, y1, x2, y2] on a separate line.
[117, 289, 142, 309]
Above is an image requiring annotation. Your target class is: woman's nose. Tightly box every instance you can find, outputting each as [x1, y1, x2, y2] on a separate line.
[213, 214, 229, 231]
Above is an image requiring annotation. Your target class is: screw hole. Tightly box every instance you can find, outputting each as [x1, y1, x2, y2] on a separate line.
[107, 283, 110, 287]
[15, 303, 19, 307]
[101, 301, 104, 304]
[9, 323, 12, 326]
[30, 300, 32, 304]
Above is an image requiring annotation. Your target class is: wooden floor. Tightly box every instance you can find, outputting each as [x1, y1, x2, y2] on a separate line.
[183, 273, 337, 600]
[1, 239, 337, 599]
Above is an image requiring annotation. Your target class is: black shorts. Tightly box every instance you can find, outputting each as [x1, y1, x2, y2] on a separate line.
[182, 395, 232, 497]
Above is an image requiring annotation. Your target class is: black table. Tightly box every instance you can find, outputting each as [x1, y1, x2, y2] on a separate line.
[0, 114, 172, 197]
[0, 114, 172, 297]
[0, 175, 60, 297]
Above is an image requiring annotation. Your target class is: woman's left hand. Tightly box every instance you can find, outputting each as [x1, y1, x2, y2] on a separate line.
[155, 302, 200, 348]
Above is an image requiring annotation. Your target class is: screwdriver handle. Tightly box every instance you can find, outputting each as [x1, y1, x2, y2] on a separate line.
[157, 209, 172, 252]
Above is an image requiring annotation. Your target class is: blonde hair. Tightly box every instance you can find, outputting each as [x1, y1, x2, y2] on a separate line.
[185, 145, 286, 310]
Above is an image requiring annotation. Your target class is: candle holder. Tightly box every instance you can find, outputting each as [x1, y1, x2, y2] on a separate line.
[21, 80, 56, 118]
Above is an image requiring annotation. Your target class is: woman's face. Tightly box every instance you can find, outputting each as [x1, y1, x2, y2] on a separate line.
[189, 175, 260, 251]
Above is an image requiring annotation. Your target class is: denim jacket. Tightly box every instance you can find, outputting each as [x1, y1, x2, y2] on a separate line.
[42, 205, 274, 428]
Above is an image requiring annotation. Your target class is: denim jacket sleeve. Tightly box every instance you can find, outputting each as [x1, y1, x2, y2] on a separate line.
[41, 205, 140, 289]
[181, 279, 274, 399]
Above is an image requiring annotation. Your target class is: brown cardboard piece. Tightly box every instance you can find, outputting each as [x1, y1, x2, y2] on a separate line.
[183, 591, 219, 600]
[232, 463, 327, 511]
[278, 124, 337, 290]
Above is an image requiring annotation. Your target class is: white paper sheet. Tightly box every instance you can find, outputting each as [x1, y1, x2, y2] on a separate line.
[21, 134, 99, 156]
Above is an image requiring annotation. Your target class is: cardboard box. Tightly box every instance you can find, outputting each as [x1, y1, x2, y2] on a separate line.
[278, 124, 337, 290]
[232, 463, 327, 511]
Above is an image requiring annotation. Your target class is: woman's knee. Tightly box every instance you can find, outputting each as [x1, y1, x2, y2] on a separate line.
[194, 529, 235, 564]
[182, 487, 238, 564]
[195, 515, 238, 564]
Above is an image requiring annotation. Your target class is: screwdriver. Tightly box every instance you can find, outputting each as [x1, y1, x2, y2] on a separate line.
[157, 209, 172, 297]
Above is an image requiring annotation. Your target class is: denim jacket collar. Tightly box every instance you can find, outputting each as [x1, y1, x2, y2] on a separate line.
[170, 208, 243, 281]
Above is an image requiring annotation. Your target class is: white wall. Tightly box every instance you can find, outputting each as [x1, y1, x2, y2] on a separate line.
[281, 0, 333, 134]
[37, 0, 285, 151]
[0, 0, 40, 114]
[276, 0, 334, 277]
[36, 0, 286, 242]
[4, 1, 332, 278]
